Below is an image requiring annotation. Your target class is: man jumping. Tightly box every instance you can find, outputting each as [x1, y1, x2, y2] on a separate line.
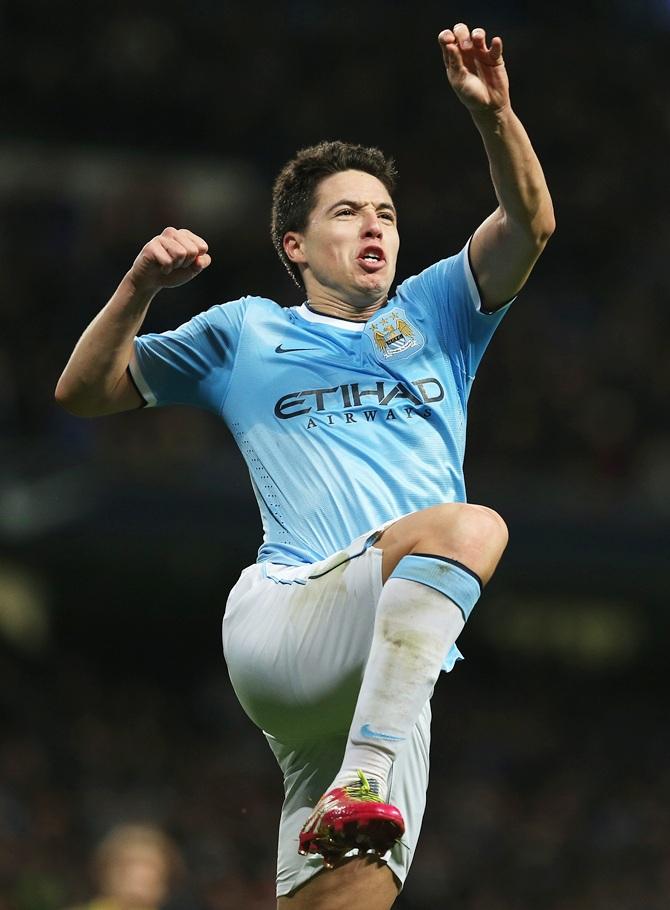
[56, 24, 554, 910]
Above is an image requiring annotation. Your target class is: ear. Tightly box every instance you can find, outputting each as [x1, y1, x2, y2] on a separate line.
[283, 232, 307, 265]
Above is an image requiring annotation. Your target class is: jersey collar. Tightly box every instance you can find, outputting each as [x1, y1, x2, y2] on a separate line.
[295, 301, 387, 332]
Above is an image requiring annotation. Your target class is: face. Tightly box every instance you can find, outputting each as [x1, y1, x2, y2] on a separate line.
[104, 844, 169, 908]
[284, 169, 400, 308]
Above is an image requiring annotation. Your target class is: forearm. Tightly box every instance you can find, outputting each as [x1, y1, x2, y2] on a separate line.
[55, 272, 156, 415]
[472, 104, 555, 243]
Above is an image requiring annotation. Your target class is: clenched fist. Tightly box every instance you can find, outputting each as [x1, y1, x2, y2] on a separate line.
[129, 227, 211, 294]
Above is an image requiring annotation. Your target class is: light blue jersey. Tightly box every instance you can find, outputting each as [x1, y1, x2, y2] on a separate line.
[130, 242, 510, 565]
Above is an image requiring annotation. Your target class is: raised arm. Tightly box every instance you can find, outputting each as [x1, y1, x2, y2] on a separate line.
[55, 228, 211, 416]
[438, 24, 555, 310]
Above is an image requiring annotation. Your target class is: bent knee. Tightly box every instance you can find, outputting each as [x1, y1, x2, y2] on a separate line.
[380, 502, 509, 584]
[467, 504, 509, 550]
[430, 502, 508, 550]
[417, 503, 508, 582]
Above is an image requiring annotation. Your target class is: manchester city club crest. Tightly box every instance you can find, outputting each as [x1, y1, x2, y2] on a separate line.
[365, 307, 425, 363]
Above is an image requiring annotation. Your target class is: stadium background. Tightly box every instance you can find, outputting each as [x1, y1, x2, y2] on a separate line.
[1, 1, 668, 908]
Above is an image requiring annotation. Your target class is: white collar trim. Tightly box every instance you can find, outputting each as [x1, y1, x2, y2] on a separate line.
[295, 302, 367, 332]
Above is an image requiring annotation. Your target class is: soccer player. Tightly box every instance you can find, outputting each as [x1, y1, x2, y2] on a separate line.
[56, 24, 554, 910]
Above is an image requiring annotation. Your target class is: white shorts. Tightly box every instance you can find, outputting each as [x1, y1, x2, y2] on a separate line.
[221, 520, 431, 898]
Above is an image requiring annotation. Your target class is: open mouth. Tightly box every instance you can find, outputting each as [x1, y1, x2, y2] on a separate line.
[357, 247, 386, 273]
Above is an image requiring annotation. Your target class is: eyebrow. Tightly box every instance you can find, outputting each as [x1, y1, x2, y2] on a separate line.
[326, 199, 397, 215]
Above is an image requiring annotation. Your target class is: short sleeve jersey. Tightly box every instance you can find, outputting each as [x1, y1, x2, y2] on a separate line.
[131, 242, 510, 565]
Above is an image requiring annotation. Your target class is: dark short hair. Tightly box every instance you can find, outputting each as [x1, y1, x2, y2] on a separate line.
[271, 140, 397, 288]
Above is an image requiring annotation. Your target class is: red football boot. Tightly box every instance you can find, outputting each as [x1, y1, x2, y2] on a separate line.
[299, 770, 405, 868]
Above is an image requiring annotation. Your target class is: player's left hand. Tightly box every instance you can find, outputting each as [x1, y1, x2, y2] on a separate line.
[438, 24, 510, 116]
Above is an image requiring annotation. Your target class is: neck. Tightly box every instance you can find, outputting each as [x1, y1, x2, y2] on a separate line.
[305, 292, 387, 323]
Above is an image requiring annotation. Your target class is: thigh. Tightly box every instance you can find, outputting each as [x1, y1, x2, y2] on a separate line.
[222, 535, 385, 743]
[277, 855, 399, 910]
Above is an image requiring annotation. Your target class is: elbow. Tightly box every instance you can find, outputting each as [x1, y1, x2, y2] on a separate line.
[505, 205, 556, 253]
[513, 195, 555, 251]
[536, 204, 556, 248]
[54, 377, 95, 418]
[529, 215, 555, 255]
[54, 377, 71, 412]
[541, 211, 557, 245]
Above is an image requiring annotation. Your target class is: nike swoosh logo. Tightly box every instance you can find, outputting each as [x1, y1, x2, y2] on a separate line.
[360, 723, 405, 742]
[274, 344, 319, 354]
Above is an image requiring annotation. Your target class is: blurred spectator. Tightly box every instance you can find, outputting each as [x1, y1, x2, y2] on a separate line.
[72, 825, 183, 910]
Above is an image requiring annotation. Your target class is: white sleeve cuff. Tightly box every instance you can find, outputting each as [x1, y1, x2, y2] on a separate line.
[128, 350, 157, 407]
[464, 238, 483, 312]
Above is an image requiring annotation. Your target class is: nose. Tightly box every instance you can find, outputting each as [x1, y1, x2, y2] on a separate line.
[361, 208, 383, 239]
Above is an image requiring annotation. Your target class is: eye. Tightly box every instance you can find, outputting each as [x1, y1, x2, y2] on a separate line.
[335, 208, 355, 217]
[379, 212, 396, 223]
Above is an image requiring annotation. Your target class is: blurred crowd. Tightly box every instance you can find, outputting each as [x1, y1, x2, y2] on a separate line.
[1, 2, 669, 521]
[1, 641, 667, 910]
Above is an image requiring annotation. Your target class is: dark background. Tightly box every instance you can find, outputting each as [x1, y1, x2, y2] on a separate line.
[1, 1, 668, 908]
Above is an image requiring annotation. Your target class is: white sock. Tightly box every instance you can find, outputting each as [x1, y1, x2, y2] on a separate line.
[330, 576, 467, 800]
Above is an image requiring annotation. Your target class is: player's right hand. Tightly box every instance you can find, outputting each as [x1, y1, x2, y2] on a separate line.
[128, 227, 212, 293]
